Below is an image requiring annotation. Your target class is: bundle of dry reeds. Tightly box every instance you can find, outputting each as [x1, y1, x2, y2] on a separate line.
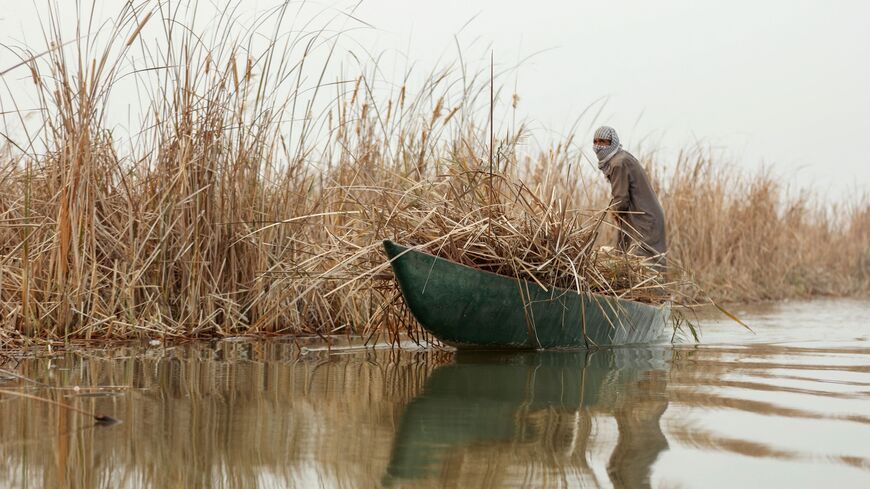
[354, 170, 674, 303]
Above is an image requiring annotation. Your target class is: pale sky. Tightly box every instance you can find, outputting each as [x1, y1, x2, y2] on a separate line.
[2, 1, 868, 197]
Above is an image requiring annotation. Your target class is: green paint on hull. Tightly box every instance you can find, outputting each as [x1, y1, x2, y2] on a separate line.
[383, 240, 669, 349]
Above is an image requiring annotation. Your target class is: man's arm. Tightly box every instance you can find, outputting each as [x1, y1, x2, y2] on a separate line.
[609, 161, 632, 251]
[609, 161, 631, 212]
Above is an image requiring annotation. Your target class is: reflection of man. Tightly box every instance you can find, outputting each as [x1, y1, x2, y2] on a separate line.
[594, 126, 668, 269]
[607, 370, 670, 489]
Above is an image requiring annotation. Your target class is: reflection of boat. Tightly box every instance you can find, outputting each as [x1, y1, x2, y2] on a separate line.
[385, 349, 670, 488]
[383, 240, 669, 349]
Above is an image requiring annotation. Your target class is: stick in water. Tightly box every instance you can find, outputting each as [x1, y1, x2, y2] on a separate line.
[0, 389, 121, 425]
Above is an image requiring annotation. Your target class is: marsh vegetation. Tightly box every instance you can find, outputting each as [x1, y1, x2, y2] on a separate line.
[0, 2, 867, 346]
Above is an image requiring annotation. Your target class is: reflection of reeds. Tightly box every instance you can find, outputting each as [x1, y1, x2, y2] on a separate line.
[0, 344, 442, 488]
[1, 344, 672, 489]
[0, 2, 867, 342]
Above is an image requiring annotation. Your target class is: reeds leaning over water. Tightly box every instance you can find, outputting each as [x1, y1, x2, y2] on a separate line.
[0, 2, 867, 343]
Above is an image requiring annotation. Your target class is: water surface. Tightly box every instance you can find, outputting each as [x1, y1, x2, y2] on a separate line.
[1, 299, 869, 488]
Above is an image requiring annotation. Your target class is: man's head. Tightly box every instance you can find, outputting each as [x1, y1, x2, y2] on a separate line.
[593, 126, 620, 165]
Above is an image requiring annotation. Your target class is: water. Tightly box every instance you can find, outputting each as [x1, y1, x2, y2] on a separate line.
[1, 299, 869, 488]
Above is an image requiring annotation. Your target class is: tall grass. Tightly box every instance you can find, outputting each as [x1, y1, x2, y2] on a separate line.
[0, 2, 867, 343]
[660, 155, 870, 300]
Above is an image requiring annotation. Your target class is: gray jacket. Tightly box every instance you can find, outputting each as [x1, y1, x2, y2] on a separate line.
[600, 150, 667, 261]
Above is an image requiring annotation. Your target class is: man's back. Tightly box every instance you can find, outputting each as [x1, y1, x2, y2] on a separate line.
[601, 150, 668, 259]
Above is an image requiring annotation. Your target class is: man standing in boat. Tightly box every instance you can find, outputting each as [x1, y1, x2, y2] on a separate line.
[593, 126, 668, 269]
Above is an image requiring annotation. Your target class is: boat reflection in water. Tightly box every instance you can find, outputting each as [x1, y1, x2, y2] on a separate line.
[385, 348, 671, 489]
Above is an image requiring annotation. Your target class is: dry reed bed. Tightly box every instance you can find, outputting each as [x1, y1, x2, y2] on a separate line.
[0, 3, 867, 344]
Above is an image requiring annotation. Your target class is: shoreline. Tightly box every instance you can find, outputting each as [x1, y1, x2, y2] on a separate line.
[3, 295, 868, 356]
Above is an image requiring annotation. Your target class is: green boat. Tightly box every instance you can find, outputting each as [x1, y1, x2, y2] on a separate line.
[383, 240, 670, 349]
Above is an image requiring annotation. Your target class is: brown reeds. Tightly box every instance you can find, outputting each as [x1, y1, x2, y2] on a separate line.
[0, 2, 867, 344]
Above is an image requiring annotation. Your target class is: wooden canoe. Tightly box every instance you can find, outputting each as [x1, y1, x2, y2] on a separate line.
[383, 240, 670, 349]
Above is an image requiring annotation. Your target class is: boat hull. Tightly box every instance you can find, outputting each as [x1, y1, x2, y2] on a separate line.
[383, 240, 669, 349]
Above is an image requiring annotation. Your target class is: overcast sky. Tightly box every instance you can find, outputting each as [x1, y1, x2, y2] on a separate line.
[2, 0, 868, 197]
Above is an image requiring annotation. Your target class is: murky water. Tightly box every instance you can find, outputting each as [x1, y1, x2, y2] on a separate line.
[2, 299, 869, 488]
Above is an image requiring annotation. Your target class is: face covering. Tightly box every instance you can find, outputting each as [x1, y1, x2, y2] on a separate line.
[593, 126, 622, 167]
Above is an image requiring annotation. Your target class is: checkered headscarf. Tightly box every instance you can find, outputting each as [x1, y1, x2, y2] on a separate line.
[593, 126, 622, 167]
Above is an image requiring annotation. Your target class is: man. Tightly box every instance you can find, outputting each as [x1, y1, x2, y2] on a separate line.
[593, 126, 667, 269]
